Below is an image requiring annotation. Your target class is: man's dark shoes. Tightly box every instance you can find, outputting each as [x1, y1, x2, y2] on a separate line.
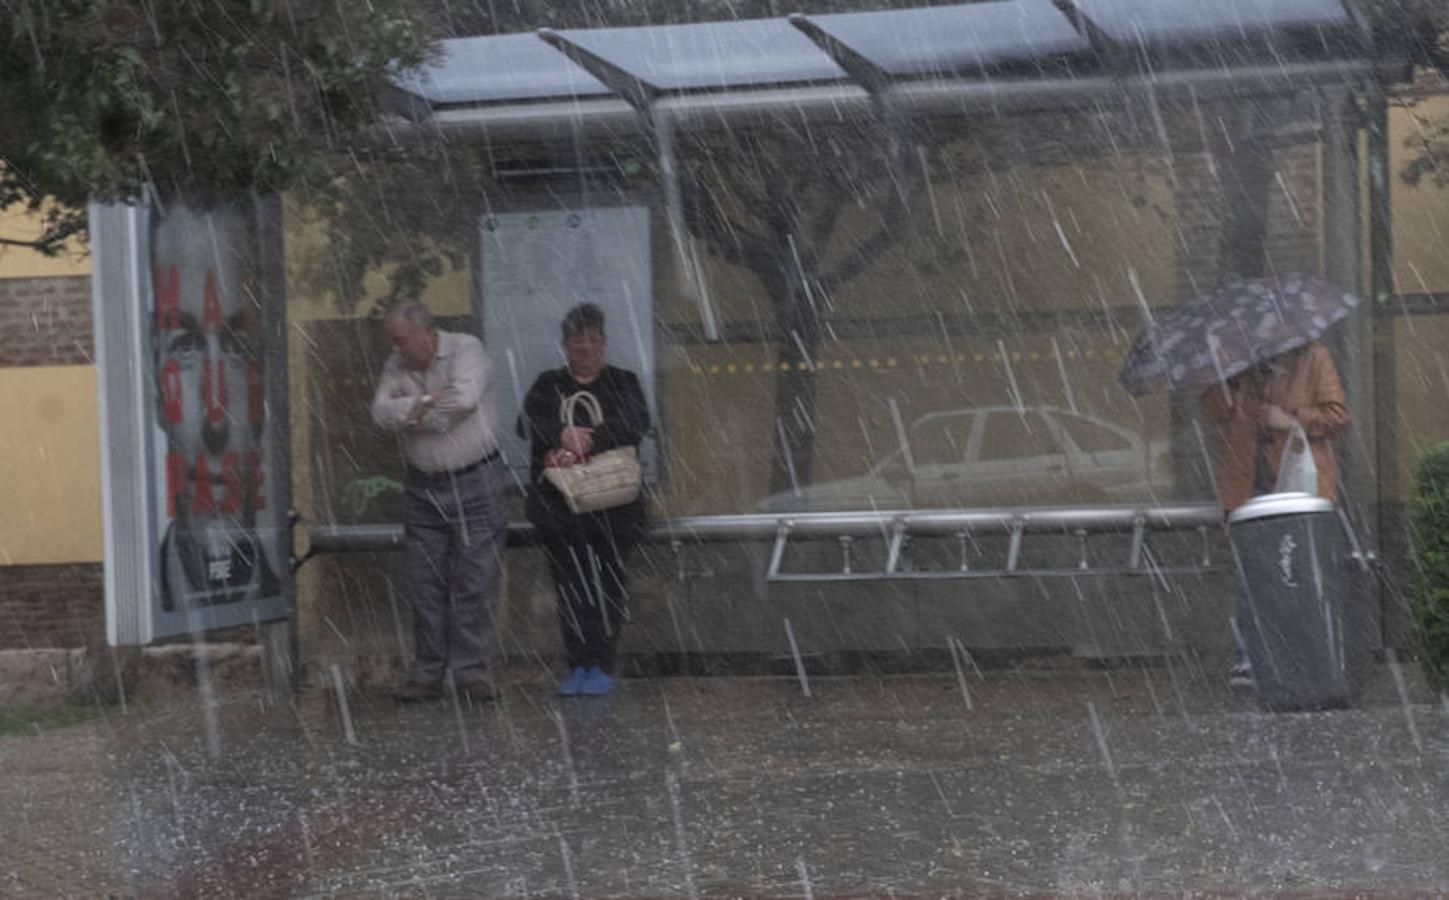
[392, 680, 443, 703]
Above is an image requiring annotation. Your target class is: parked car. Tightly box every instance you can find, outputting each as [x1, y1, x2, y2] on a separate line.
[760, 405, 1172, 512]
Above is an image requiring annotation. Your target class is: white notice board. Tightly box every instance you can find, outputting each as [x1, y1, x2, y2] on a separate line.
[479, 206, 656, 486]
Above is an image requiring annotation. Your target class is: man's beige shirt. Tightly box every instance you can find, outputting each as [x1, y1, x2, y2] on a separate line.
[371, 330, 501, 473]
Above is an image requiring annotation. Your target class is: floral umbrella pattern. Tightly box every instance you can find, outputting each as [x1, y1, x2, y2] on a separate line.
[1118, 274, 1362, 397]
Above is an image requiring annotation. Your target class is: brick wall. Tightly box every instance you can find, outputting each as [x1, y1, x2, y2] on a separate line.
[1171, 140, 1322, 300]
[1, 274, 99, 648]
[0, 564, 105, 649]
[1264, 143, 1322, 275]
[0, 275, 94, 367]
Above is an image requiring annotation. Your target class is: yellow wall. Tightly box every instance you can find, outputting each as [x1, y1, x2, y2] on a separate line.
[0, 203, 90, 279]
[0, 365, 102, 564]
[1391, 96, 1449, 295]
[1387, 94, 1449, 502]
[0, 197, 100, 564]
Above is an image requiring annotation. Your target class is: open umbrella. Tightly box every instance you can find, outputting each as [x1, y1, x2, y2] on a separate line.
[1118, 274, 1361, 397]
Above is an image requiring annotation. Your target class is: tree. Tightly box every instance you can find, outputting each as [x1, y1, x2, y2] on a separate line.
[676, 120, 929, 492]
[0, 0, 930, 258]
[1363, 0, 1449, 73]
[280, 0, 942, 320]
[1361, 0, 1449, 186]
[0, 0, 434, 254]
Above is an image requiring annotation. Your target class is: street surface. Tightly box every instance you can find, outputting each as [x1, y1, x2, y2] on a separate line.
[3, 663, 1447, 896]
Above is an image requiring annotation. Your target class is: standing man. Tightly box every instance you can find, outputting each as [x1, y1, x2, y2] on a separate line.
[371, 302, 507, 703]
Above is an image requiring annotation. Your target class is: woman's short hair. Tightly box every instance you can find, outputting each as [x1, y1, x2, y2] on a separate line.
[561, 303, 605, 340]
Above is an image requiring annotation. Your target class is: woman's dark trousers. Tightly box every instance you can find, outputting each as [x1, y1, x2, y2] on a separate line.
[542, 518, 636, 674]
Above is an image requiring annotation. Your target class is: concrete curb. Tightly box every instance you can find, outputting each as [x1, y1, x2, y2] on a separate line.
[0, 645, 265, 706]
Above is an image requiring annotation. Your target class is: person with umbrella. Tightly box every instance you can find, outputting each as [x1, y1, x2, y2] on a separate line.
[1198, 341, 1349, 514]
[1200, 339, 1350, 685]
[1119, 274, 1355, 685]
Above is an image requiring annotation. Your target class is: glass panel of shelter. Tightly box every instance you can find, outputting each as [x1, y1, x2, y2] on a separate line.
[647, 108, 1190, 517]
[287, 62, 1340, 537]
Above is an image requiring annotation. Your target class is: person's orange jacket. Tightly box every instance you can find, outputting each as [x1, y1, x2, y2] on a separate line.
[1199, 341, 1349, 511]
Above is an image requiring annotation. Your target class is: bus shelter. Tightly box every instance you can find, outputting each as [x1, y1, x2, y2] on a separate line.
[92, 0, 1400, 677]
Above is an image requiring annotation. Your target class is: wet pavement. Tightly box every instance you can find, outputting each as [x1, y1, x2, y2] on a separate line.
[4, 662, 1449, 897]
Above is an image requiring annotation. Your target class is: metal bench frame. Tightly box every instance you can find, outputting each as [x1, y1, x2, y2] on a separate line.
[298, 504, 1224, 583]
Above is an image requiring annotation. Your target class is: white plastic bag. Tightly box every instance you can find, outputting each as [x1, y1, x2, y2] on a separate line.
[1273, 424, 1318, 495]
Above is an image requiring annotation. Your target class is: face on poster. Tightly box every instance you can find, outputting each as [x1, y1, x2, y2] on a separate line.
[150, 205, 280, 617]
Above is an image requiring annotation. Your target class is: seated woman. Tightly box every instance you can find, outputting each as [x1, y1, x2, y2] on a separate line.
[518, 303, 650, 696]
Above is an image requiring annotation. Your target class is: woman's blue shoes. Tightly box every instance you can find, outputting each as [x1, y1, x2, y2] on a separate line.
[557, 666, 589, 696]
[557, 666, 614, 696]
[579, 666, 614, 695]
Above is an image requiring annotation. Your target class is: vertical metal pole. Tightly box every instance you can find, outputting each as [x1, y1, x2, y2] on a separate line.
[1321, 84, 1382, 650]
[1366, 86, 1405, 650]
[255, 192, 299, 693]
[655, 109, 720, 341]
[90, 202, 157, 646]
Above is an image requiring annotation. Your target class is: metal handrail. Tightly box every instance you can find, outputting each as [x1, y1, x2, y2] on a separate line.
[298, 504, 1224, 580]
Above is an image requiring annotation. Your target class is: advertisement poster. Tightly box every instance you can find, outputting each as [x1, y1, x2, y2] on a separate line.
[146, 204, 289, 637]
[479, 206, 656, 485]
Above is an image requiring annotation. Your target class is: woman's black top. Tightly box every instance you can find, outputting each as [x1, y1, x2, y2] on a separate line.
[516, 364, 650, 529]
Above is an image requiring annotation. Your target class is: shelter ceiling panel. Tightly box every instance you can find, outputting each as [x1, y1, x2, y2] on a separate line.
[1073, 0, 1360, 59]
[553, 19, 846, 92]
[809, 1, 1087, 78]
[391, 32, 610, 105]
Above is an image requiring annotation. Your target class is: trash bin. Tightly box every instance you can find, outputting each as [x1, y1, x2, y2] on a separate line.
[1228, 492, 1362, 711]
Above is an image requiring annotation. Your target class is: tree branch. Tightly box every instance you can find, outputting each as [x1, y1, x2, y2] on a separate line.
[679, 164, 782, 275]
[817, 218, 902, 294]
[0, 218, 86, 255]
[808, 193, 843, 254]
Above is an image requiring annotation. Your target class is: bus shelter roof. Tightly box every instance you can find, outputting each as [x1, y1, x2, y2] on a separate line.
[387, 0, 1373, 140]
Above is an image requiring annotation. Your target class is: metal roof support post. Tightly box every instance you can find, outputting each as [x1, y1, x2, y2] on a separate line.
[654, 110, 721, 341]
[1365, 81, 1406, 648]
[1048, 0, 1119, 64]
[535, 28, 721, 341]
[788, 14, 906, 177]
[1321, 82, 1383, 652]
[535, 28, 655, 111]
[786, 14, 892, 94]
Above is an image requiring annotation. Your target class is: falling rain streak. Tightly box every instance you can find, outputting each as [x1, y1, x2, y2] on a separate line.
[6, 1, 1449, 897]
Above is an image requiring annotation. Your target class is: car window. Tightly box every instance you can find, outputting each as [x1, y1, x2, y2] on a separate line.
[1054, 413, 1133, 454]
[908, 415, 972, 467]
[977, 411, 1056, 462]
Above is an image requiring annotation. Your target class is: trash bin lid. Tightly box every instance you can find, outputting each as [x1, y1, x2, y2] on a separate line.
[1228, 491, 1335, 525]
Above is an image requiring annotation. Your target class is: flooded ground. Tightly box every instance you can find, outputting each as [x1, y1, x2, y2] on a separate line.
[4, 664, 1447, 896]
